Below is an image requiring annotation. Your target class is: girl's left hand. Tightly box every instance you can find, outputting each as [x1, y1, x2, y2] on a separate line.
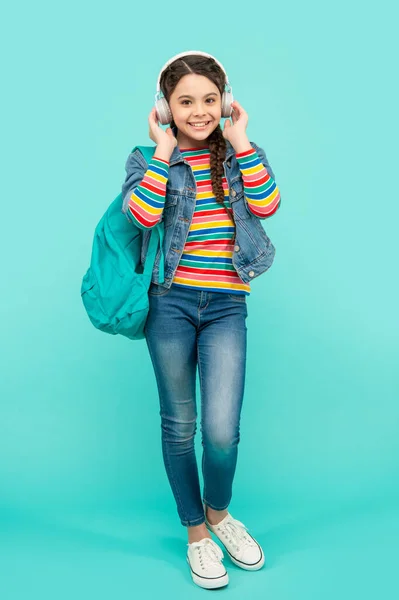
[222, 100, 248, 144]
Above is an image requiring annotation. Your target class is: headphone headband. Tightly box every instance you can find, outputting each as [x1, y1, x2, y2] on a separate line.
[154, 50, 234, 124]
[156, 50, 231, 97]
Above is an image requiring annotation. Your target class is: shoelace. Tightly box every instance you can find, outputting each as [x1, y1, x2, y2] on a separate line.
[216, 516, 256, 552]
[188, 538, 224, 569]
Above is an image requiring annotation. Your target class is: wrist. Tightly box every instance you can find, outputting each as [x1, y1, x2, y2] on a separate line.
[232, 136, 252, 154]
[155, 143, 173, 162]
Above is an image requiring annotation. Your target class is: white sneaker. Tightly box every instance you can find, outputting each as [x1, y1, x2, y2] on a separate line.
[205, 511, 265, 571]
[186, 537, 229, 589]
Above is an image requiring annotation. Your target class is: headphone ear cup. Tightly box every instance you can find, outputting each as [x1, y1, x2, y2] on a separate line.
[155, 98, 172, 125]
[221, 91, 233, 118]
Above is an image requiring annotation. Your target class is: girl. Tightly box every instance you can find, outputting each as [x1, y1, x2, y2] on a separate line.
[122, 52, 281, 589]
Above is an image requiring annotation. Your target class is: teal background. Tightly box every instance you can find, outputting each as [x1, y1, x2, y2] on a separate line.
[1, 0, 398, 598]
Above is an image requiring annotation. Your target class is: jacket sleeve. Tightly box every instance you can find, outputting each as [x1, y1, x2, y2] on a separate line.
[235, 142, 281, 219]
[121, 148, 170, 230]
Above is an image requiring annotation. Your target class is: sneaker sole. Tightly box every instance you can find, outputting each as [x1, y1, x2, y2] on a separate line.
[227, 548, 265, 571]
[186, 556, 229, 589]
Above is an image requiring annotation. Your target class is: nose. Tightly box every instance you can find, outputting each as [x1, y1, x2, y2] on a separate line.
[192, 103, 208, 117]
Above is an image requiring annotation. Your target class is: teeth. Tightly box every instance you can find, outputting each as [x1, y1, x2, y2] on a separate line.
[190, 121, 210, 127]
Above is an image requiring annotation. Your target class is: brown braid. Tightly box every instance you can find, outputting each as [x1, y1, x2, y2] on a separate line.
[159, 55, 227, 205]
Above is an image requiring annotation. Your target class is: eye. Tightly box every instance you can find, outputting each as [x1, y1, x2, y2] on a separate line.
[181, 98, 215, 105]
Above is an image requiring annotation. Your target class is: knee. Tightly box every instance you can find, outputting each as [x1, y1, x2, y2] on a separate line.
[161, 415, 197, 443]
[203, 428, 240, 452]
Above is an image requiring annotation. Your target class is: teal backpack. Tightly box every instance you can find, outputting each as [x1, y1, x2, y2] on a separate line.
[80, 145, 164, 340]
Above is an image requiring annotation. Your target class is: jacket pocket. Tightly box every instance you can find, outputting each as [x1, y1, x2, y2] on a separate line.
[231, 193, 251, 221]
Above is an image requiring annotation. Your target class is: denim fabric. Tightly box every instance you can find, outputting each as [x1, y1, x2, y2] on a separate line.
[121, 129, 277, 289]
[144, 282, 248, 527]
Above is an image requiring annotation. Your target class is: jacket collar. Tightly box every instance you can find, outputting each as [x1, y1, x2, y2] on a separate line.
[168, 125, 236, 166]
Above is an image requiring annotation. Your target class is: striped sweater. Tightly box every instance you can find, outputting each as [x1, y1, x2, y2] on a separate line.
[127, 146, 281, 295]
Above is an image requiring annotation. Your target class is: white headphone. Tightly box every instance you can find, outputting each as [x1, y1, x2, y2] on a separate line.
[154, 50, 234, 126]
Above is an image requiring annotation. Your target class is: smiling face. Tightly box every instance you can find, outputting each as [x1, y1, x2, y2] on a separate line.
[168, 74, 222, 148]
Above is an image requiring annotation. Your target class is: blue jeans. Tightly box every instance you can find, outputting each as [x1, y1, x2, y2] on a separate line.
[144, 282, 248, 527]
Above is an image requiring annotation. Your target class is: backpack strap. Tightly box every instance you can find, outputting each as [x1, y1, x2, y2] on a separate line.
[130, 144, 165, 285]
[130, 145, 157, 165]
[143, 224, 164, 283]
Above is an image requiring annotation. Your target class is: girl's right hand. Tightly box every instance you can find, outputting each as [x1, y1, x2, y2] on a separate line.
[148, 107, 178, 152]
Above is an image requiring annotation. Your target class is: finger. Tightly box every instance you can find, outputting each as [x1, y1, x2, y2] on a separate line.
[232, 105, 240, 118]
[233, 101, 245, 116]
[150, 108, 159, 124]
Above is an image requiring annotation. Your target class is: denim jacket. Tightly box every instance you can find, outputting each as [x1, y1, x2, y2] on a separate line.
[121, 133, 279, 290]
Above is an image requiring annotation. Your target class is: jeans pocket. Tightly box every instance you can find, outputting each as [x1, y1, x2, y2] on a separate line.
[227, 293, 247, 302]
[148, 283, 171, 297]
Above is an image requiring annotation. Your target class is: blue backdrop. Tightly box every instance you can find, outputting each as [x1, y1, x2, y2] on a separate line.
[1, 0, 398, 598]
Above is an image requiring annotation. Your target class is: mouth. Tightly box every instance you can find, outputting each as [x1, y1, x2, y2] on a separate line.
[188, 120, 212, 130]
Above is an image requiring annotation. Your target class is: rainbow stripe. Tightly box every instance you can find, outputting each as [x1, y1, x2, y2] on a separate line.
[236, 148, 281, 217]
[127, 146, 280, 295]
